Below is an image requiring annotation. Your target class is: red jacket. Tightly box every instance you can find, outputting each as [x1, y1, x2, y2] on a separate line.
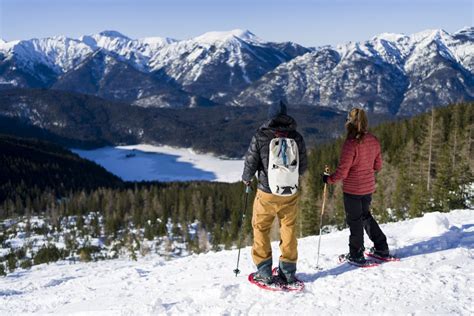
[328, 132, 382, 195]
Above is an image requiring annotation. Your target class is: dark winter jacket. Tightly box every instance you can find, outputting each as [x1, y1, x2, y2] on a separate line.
[328, 132, 382, 195]
[242, 114, 307, 193]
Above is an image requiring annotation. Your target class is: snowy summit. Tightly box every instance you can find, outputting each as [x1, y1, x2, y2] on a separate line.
[96, 30, 131, 39]
[193, 29, 263, 44]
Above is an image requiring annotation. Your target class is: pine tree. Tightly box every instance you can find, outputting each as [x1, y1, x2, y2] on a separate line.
[198, 228, 210, 253]
[372, 171, 390, 223]
[300, 174, 320, 236]
[409, 179, 429, 218]
[332, 185, 346, 229]
[6, 252, 17, 273]
[144, 221, 155, 241]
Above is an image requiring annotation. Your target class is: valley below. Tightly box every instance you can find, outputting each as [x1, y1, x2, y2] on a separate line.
[71, 144, 244, 182]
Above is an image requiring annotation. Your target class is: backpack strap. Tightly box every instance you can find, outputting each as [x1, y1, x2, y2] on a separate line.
[281, 139, 288, 166]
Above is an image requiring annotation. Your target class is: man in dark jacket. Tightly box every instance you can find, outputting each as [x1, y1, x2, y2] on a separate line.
[242, 101, 307, 286]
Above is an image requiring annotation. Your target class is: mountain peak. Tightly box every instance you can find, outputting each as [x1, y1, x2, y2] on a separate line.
[410, 28, 449, 42]
[79, 30, 132, 50]
[372, 32, 408, 42]
[97, 30, 130, 40]
[454, 26, 474, 38]
[194, 29, 261, 44]
[138, 36, 177, 46]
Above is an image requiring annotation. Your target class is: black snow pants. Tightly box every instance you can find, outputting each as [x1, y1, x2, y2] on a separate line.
[343, 193, 388, 257]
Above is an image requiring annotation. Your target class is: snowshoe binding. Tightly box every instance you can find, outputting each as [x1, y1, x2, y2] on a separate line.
[248, 272, 284, 291]
[272, 267, 305, 292]
[338, 253, 380, 268]
[365, 247, 400, 262]
[248, 269, 304, 292]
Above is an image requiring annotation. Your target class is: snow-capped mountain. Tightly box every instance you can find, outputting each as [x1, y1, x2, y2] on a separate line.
[71, 29, 308, 104]
[0, 36, 93, 88]
[0, 28, 472, 113]
[79, 30, 177, 72]
[51, 49, 215, 107]
[234, 28, 474, 115]
[0, 29, 308, 107]
[147, 29, 310, 102]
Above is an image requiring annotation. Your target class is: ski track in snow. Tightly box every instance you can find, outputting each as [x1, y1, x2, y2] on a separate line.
[1, 209, 473, 315]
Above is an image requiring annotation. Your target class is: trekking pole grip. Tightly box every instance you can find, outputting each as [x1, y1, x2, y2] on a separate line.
[324, 165, 330, 175]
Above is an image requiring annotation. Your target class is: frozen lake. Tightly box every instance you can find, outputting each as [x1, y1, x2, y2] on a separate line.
[71, 144, 244, 183]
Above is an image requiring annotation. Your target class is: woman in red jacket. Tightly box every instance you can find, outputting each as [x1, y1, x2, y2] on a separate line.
[323, 108, 389, 264]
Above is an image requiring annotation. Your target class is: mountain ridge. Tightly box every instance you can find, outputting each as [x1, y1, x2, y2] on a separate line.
[0, 27, 472, 114]
[234, 27, 474, 115]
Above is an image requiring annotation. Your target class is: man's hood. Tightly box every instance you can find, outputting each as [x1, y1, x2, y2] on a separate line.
[259, 114, 297, 132]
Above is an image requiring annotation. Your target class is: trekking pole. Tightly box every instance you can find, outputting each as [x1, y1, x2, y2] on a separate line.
[233, 183, 251, 277]
[316, 166, 330, 270]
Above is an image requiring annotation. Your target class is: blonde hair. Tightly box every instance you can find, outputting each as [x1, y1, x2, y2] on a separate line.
[345, 108, 368, 142]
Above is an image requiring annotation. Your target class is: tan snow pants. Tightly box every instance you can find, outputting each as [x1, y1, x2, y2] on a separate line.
[251, 189, 298, 266]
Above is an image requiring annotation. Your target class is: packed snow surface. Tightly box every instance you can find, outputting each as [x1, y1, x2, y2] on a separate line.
[71, 144, 244, 183]
[1, 209, 472, 315]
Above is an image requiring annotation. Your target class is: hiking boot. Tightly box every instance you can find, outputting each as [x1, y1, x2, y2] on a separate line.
[272, 270, 287, 284]
[277, 261, 297, 283]
[346, 253, 367, 265]
[256, 259, 272, 281]
[285, 278, 304, 291]
[368, 247, 390, 258]
[272, 267, 304, 291]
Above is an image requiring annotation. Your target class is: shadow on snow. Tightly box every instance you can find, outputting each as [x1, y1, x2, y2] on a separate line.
[299, 223, 474, 283]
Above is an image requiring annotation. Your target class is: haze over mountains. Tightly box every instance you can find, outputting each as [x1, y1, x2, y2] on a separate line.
[0, 27, 472, 115]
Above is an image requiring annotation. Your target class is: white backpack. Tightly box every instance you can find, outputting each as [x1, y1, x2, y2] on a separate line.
[268, 137, 299, 196]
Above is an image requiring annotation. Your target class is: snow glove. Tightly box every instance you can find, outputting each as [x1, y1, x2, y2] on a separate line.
[322, 173, 329, 184]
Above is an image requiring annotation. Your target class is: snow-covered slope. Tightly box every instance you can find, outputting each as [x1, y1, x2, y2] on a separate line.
[0, 36, 93, 74]
[0, 36, 93, 88]
[1, 209, 472, 315]
[51, 49, 209, 106]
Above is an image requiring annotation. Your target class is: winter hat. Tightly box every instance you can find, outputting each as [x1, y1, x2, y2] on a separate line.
[267, 100, 287, 119]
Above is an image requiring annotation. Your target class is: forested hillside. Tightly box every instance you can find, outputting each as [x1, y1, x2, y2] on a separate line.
[0, 135, 123, 211]
[0, 88, 391, 157]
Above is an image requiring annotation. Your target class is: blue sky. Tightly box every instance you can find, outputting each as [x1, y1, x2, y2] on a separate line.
[1, 0, 472, 46]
